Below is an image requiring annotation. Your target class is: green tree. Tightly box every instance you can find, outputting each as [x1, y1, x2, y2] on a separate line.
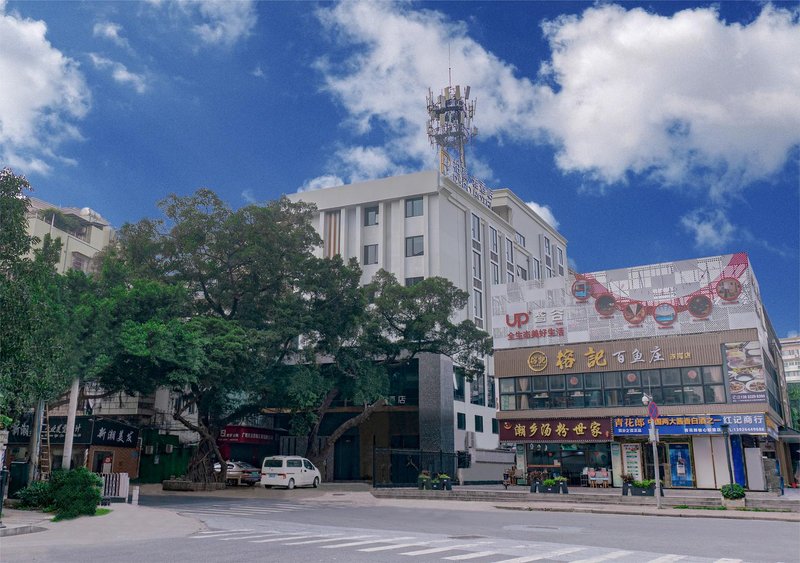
[293, 270, 493, 468]
[0, 168, 74, 418]
[788, 382, 800, 430]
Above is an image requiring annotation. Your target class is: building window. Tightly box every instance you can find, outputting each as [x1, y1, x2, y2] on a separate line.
[557, 247, 564, 276]
[405, 276, 424, 287]
[505, 237, 514, 265]
[487, 376, 496, 409]
[405, 197, 423, 217]
[472, 251, 482, 280]
[544, 236, 552, 267]
[471, 374, 485, 406]
[474, 415, 484, 433]
[490, 227, 498, 254]
[405, 235, 424, 257]
[454, 368, 465, 401]
[515, 232, 526, 247]
[532, 257, 541, 281]
[473, 289, 483, 319]
[491, 263, 500, 285]
[471, 214, 481, 242]
[364, 206, 379, 226]
[491, 418, 499, 434]
[517, 265, 528, 281]
[363, 244, 378, 265]
[457, 412, 466, 430]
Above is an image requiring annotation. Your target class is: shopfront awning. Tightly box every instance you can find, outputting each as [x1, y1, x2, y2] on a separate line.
[778, 427, 800, 443]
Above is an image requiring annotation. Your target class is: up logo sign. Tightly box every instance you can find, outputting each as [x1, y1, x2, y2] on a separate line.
[505, 312, 530, 328]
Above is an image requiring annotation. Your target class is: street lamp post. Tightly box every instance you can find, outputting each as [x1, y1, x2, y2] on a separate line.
[721, 423, 734, 485]
[642, 393, 662, 509]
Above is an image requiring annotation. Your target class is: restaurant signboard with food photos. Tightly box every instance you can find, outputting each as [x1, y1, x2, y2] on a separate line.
[724, 341, 767, 403]
[492, 253, 761, 350]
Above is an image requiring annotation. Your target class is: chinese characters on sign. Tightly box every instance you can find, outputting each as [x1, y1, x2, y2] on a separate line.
[440, 148, 493, 208]
[499, 417, 612, 442]
[612, 414, 767, 436]
[506, 309, 566, 342]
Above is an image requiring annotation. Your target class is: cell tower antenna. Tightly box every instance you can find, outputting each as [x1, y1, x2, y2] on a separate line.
[426, 63, 477, 169]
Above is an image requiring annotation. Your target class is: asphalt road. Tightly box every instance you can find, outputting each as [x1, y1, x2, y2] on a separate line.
[7, 494, 799, 563]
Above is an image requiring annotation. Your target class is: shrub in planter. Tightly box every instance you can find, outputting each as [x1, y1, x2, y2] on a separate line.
[539, 478, 562, 494]
[629, 479, 656, 496]
[721, 483, 745, 500]
[417, 471, 431, 490]
[437, 473, 453, 491]
[555, 476, 569, 494]
[49, 468, 103, 520]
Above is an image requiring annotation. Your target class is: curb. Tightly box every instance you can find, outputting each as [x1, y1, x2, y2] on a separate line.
[495, 505, 799, 522]
[0, 525, 48, 537]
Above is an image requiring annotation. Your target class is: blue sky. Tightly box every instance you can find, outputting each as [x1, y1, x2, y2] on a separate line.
[1, 1, 798, 337]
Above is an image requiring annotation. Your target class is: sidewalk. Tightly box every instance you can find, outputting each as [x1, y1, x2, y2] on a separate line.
[0, 503, 204, 546]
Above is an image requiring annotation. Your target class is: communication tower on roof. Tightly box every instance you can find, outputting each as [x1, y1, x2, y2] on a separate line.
[426, 76, 477, 169]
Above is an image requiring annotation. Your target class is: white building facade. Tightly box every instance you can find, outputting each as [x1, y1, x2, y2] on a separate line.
[289, 170, 567, 482]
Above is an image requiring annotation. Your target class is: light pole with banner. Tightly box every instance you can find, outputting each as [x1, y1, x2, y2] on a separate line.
[642, 393, 662, 509]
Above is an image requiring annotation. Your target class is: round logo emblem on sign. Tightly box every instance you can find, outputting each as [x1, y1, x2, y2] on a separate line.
[527, 351, 548, 372]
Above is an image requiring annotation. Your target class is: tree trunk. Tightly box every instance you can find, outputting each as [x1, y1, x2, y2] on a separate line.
[306, 388, 339, 459]
[307, 399, 386, 471]
[174, 407, 226, 484]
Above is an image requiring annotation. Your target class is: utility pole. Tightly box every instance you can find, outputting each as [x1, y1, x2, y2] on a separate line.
[61, 378, 81, 470]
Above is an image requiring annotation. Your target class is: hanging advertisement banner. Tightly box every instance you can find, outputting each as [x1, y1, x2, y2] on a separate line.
[669, 443, 694, 487]
[723, 342, 767, 404]
[612, 414, 767, 436]
[622, 443, 642, 480]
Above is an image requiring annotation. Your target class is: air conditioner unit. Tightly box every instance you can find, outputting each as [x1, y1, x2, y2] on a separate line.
[164, 444, 174, 454]
[465, 431, 476, 449]
[144, 445, 154, 455]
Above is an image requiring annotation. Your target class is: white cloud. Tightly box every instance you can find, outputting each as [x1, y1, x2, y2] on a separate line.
[314, 2, 800, 245]
[147, 0, 256, 48]
[241, 189, 256, 203]
[299, 174, 345, 193]
[0, 5, 90, 174]
[787, 330, 799, 339]
[534, 4, 800, 195]
[525, 201, 559, 229]
[251, 65, 264, 78]
[93, 21, 129, 48]
[90, 54, 147, 94]
[680, 208, 735, 250]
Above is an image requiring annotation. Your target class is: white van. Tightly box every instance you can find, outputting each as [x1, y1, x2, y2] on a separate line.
[261, 456, 321, 489]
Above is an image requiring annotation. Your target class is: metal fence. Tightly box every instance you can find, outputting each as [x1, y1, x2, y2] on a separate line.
[372, 448, 457, 488]
[101, 472, 130, 500]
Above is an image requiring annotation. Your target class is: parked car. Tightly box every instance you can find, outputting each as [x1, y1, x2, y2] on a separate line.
[214, 461, 261, 486]
[261, 456, 321, 489]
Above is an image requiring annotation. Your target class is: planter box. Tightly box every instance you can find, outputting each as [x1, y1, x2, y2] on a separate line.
[722, 497, 746, 509]
[630, 486, 655, 496]
[440, 479, 453, 491]
[540, 485, 562, 494]
[530, 481, 541, 493]
[430, 481, 443, 490]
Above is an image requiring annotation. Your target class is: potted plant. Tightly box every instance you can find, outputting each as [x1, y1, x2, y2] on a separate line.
[539, 478, 562, 493]
[620, 473, 634, 496]
[437, 473, 453, 491]
[629, 479, 656, 496]
[528, 470, 545, 493]
[721, 483, 746, 508]
[430, 476, 442, 490]
[417, 470, 431, 490]
[556, 475, 569, 494]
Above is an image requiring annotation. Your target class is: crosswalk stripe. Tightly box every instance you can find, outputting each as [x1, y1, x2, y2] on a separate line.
[443, 551, 500, 561]
[571, 550, 633, 563]
[285, 536, 371, 546]
[249, 534, 319, 543]
[493, 547, 586, 562]
[191, 530, 254, 539]
[198, 529, 252, 534]
[646, 556, 685, 563]
[360, 540, 452, 552]
[234, 505, 306, 511]
[401, 543, 481, 556]
[212, 508, 286, 513]
[713, 560, 742, 563]
[320, 537, 416, 549]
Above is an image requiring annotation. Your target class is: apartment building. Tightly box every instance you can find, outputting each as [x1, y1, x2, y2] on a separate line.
[289, 169, 567, 482]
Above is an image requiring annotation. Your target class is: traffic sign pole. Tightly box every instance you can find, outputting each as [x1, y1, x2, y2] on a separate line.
[647, 399, 662, 509]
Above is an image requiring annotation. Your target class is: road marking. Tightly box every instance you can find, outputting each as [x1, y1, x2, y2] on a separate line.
[234, 504, 307, 511]
[443, 552, 500, 561]
[359, 540, 452, 552]
[219, 534, 278, 540]
[492, 547, 586, 562]
[197, 529, 252, 534]
[249, 534, 319, 543]
[284, 536, 371, 546]
[401, 543, 482, 556]
[320, 537, 416, 549]
[713, 560, 743, 563]
[190, 530, 254, 538]
[646, 556, 685, 563]
[571, 551, 634, 563]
